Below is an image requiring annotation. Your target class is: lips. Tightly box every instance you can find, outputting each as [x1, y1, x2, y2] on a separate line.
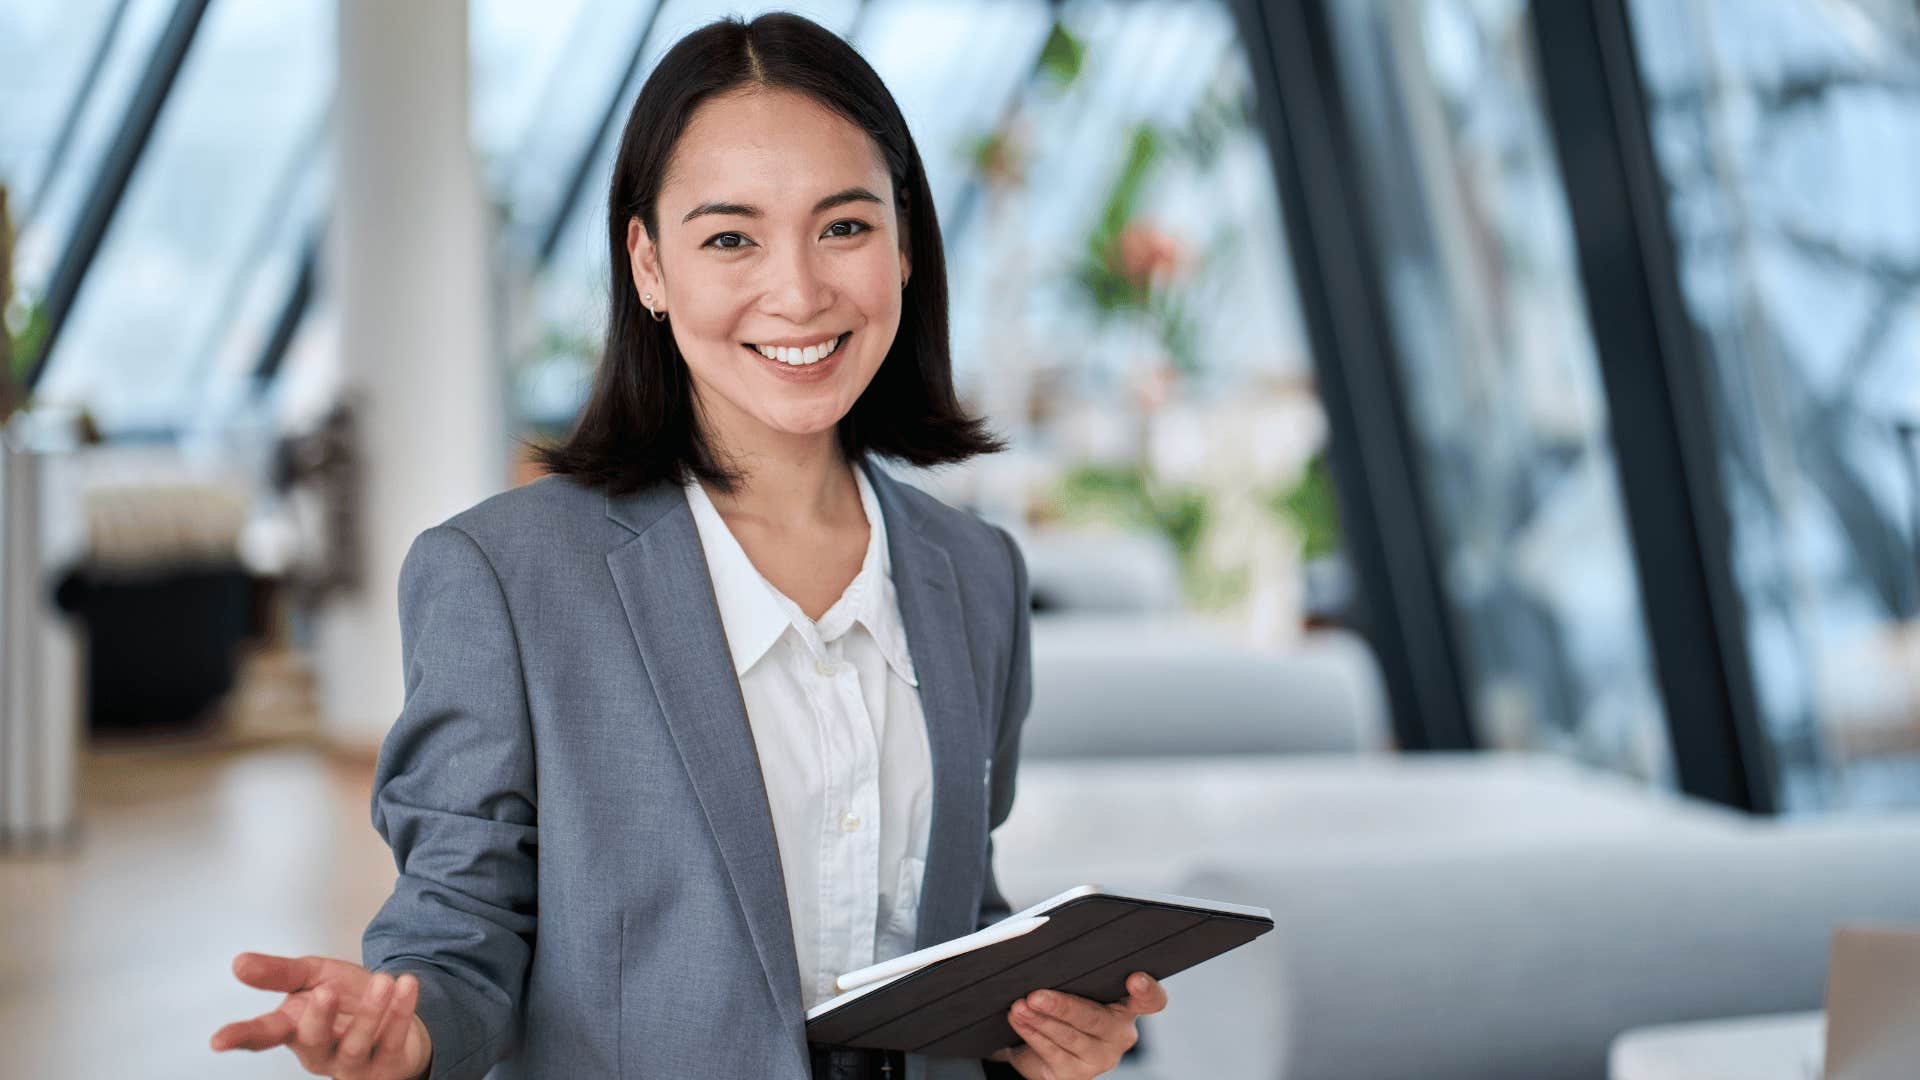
[740, 331, 850, 368]
[740, 331, 850, 380]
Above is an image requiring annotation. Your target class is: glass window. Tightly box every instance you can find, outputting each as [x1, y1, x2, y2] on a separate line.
[31, 0, 334, 435]
[471, 0, 663, 236]
[1325, 0, 1675, 782]
[0, 0, 177, 300]
[1630, 0, 1920, 810]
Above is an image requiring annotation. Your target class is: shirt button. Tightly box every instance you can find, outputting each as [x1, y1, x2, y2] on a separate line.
[840, 811, 861, 833]
[815, 659, 837, 677]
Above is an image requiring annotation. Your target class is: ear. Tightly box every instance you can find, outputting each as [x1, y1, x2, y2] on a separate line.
[627, 217, 667, 306]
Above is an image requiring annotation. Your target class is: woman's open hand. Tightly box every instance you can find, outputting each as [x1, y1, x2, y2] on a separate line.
[988, 971, 1168, 1079]
[210, 951, 434, 1079]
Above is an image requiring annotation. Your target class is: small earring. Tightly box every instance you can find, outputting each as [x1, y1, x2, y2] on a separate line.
[642, 292, 666, 322]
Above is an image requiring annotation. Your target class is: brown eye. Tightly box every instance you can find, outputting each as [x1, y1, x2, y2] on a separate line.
[823, 220, 871, 238]
[703, 232, 751, 250]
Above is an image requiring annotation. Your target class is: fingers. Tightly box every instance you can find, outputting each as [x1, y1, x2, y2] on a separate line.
[1024, 989, 1123, 1042]
[230, 951, 317, 994]
[211, 1009, 296, 1052]
[364, 972, 425, 1072]
[1112, 972, 1167, 1017]
[292, 986, 341, 1069]
[1007, 984, 1155, 1077]
[1008, 1000, 1096, 1073]
[334, 972, 394, 1064]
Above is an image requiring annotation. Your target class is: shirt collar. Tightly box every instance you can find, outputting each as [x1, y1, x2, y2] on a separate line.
[682, 460, 919, 687]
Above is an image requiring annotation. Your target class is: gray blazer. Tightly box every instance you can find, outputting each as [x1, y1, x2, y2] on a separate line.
[361, 454, 1032, 1080]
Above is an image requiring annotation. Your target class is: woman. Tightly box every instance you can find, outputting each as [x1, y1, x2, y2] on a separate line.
[209, 12, 1166, 1080]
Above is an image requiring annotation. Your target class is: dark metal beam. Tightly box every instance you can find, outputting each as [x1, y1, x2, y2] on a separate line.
[1529, 0, 1777, 812]
[1228, 0, 1477, 751]
[536, 0, 669, 265]
[26, 0, 210, 392]
[18, 0, 134, 231]
[252, 230, 319, 387]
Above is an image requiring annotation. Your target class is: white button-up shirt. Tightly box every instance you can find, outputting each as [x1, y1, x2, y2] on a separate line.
[682, 463, 934, 1010]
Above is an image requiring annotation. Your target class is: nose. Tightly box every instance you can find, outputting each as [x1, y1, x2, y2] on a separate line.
[759, 240, 834, 325]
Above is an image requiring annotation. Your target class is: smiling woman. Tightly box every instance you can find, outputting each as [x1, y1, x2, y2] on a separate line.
[210, 10, 1165, 1080]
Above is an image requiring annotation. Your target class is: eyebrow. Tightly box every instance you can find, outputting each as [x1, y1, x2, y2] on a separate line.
[680, 186, 884, 225]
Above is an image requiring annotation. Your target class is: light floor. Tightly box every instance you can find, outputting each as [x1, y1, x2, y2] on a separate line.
[1, 731, 1161, 1079]
[2, 734, 397, 1079]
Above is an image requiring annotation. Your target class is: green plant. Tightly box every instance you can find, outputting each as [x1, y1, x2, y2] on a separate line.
[1054, 463, 1204, 555]
[1053, 462, 1219, 596]
[1, 179, 24, 424]
[1263, 451, 1342, 560]
[1064, 78, 1258, 378]
[1036, 20, 1086, 88]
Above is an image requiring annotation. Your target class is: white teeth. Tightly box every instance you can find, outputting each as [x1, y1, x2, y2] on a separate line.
[752, 334, 843, 366]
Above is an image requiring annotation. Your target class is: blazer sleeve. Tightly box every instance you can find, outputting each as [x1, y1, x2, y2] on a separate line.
[361, 524, 539, 1080]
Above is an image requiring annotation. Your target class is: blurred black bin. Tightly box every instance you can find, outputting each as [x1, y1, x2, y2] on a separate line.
[53, 563, 253, 735]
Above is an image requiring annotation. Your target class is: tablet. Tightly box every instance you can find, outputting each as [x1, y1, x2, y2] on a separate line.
[804, 885, 1275, 1058]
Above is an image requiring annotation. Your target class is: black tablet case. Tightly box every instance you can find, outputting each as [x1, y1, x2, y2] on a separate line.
[805, 893, 1275, 1058]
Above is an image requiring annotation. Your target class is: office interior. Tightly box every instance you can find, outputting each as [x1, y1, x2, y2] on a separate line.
[2, 0, 1919, 1077]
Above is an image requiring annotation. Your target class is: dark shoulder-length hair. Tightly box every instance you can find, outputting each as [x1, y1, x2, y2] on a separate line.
[525, 11, 1006, 497]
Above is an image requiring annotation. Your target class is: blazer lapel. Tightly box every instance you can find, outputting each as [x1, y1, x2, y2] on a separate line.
[860, 458, 991, 950]
[604, 482, 806, 1037]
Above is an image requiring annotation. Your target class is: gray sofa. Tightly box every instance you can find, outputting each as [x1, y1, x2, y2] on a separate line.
[986, 753, 1920, 1080]
[1022, 615, 1391, 759]
[1157, 816, 1920, 1079]
[996, 540, 1918, 1079]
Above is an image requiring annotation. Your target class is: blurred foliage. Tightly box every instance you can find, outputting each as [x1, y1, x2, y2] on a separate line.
[1065, 76, 1257, 377]
[1054, 461, 1209, 560]
[964, 21, 1084, 195]
[1051, 462, 1240, 608]
[0, 179, 31, 423]
[6, 297, 47, 381]
[1054, 454, 1344, 609]
[966, 128, 1022, 188]
[958, 17, 1259, 378]
[1036, 20, 1086, 88]
[1264, 451, 1342, 560]
[1071, 124, 1162, 310]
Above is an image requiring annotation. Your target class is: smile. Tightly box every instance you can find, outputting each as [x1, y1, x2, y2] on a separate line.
[741, 332, 849, 367]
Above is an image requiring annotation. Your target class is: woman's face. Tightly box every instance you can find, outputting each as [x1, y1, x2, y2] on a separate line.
[627, 87, 911, 455]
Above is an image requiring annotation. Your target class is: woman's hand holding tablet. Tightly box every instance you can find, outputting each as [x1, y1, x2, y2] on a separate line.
[988, 970, 1168, 1079]
[209, 951, 434, 1079]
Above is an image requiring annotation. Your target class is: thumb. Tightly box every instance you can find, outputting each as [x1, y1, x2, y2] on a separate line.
[1111, 972, 1167, 1016]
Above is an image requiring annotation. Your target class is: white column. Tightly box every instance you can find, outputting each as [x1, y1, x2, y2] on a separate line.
[317, 0, 502, 749]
